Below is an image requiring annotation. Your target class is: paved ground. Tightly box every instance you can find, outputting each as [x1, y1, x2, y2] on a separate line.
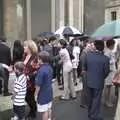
[0, 76, 116, 120]
[0, 77, 82, 120]
[53, 94, 115, 120]
[0, 93, 116, 120]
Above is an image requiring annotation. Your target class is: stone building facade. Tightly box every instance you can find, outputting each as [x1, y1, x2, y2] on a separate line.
[84, 0, 105, 35]
[105, 0, 120, 22]
[0, 0, 105, 44]
[0, 0, 27, 45]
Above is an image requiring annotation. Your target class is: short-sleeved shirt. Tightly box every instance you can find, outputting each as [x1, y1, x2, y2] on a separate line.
[35, 64, 53, 105]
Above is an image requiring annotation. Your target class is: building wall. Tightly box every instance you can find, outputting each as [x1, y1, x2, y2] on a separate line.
[0, 0, 3, 36]
[73, 0, 80, 29]
[105, 0, 120, 22]
[84, 0, 105, 35]
[1, 0, 105, 41]
[73, 0, 84, 32]
[31, 0, 51, 38]
[55, 0, 60, 30]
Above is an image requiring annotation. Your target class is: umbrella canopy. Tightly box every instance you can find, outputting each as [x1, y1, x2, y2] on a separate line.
[38, 32, 55, 38]
[55, 26, 82, 36]
[92, 20, 120, 37]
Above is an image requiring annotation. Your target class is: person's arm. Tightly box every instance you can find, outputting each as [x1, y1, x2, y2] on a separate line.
[12, 81, 21, 100]
[11, 91, 17, 100]
[104, 57, 110, 79]
[80, 50, 87, 72]
[59, 50, 64, 64]
[35, 70, 44, 101]
[35, 85, 40, 101]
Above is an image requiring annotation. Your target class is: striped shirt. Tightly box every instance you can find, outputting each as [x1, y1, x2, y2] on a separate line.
[13, 74, 27, 106]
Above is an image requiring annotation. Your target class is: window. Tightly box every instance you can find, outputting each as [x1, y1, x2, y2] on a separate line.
[111, 11, 117, 21]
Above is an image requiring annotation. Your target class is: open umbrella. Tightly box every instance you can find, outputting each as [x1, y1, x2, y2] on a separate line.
[55, 26, 82, 36]
[92, 20, 120, 37]
[38, 32, 55, 38]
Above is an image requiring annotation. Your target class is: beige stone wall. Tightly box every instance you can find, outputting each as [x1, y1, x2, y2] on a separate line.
[3, 0, 26, 46]
[105, 0, 120, 8]
[73, 0, 79, 29]
[3, 0, 18, 45]
[105, 0, 120, 22]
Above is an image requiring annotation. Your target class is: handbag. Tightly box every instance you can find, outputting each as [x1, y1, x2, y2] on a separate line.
[112, 72, 120, 86]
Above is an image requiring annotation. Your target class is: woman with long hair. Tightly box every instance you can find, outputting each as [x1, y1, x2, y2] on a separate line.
[24, 40, 39, 119]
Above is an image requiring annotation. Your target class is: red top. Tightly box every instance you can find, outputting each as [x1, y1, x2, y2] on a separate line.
[24, 54, 40, 91]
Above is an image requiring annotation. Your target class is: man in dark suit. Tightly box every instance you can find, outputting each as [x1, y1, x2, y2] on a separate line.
[84, 40, 110, 120]
[0, 37, 11, 96]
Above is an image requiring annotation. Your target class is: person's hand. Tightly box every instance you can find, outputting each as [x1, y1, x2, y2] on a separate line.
[11, 95, 14, 100]
[34, 94, 37, 102]
[81, 70, 86, 75]
[58, 60, 62, 65]
[8, 66, 13, 72]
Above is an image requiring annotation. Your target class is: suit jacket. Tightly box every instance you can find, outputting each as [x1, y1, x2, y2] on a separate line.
[85, 51, 110, 89]
[0, 42, 11, 66]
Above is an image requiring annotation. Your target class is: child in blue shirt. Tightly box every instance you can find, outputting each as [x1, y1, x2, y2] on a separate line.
[35, 51, 53, 120]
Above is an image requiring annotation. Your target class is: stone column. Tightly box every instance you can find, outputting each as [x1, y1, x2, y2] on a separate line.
[59, 0, 65, 27]
[79, 0, 84, 32]
[69, 0, 73, 26]
[51, 0, 55, 32]
[3, 0, 18, 46]
[17, 0, 26, 41]
[26, 0, 31, 40]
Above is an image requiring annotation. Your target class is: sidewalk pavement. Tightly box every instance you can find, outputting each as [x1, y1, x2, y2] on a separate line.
[0, 77, 82, 112]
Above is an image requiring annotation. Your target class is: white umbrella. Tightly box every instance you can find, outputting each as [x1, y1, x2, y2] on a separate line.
[55, 26, 82, 35]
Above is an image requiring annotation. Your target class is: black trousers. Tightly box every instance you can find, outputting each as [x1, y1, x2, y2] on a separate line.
[0, 68, 9, 93]
[80, 74, 88, 106]
[3, 69, 9, 93]
[56, 64, 63, 85]
[25, 89, 37, 118]
[87, 87, 103, 120]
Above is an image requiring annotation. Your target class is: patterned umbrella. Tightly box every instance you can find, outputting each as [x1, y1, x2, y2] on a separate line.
[55, 26, 82, 36]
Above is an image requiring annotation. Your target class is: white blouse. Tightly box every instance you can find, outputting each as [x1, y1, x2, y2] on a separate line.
[59, 48, 73, 72]
[72, 46, 80, 68]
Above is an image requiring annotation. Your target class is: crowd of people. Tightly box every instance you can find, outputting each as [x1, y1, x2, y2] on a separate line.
[0, 36, 120, 120]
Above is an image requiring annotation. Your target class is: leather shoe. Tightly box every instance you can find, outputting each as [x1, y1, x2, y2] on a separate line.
[60, 96, 69, 101]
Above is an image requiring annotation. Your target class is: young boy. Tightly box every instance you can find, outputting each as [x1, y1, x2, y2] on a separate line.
[11, 62, 27, 120]
[35, 51, 53, 120]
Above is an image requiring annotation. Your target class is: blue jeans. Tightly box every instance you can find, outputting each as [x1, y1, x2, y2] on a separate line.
[13, 105, 25, 120]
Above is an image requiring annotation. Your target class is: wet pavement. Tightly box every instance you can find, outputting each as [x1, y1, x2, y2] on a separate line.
[0, 76, 116, 120]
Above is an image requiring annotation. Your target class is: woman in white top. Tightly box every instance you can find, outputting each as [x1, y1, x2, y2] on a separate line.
[58, 39, 76, 100]
[70, 39, 80, 85]
[104, 39, 116, 107]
